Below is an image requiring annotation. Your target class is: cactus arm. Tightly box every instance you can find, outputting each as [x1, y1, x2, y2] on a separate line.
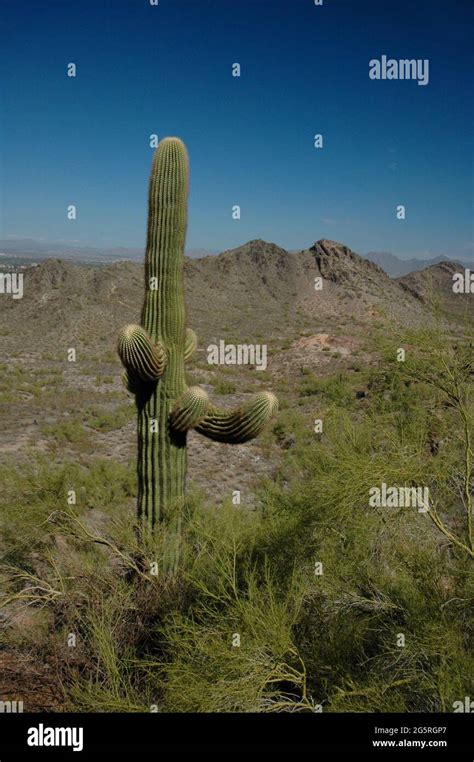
[184, 328, 198, 362]
[118, 324, 166, 382]
[169, 386, 210, 431]
[194, 391, 278, 444]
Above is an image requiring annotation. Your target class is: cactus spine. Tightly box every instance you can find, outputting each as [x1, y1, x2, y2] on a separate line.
[118, 138, 278, 530]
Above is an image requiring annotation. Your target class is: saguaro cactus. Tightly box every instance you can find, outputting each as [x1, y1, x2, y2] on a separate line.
[118, 137, 278, 529]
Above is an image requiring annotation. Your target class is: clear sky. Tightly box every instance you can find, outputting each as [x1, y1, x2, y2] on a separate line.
[1, 0, 472, 259]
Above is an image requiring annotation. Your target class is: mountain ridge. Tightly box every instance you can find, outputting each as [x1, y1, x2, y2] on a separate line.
[3, 237, 472, 276]
[0, 239, 439, 354]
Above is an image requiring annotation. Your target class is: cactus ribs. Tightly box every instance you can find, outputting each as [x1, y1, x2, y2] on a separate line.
[118, 138, 278, 530]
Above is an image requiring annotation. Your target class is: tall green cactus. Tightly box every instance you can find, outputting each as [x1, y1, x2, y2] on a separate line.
[118, 137, 278, 530]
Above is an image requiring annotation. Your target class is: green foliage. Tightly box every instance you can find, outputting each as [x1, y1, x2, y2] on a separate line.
[41, 420, 89, 444]
[212, 379, 237, 395]
[299, 371, 353, 404]
[1, 327, 472, 712]
[85, 402, 134, 432]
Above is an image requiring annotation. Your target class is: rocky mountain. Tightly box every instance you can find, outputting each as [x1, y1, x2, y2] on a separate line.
[0, 239, 430, 353]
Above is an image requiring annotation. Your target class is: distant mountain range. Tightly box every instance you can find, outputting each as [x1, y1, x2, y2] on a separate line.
[0, 238, 471, 277]
[0, 239, 217, 263]
[364, 250, 473, 277]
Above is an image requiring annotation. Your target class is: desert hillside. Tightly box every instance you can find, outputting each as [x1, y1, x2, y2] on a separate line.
[0, 238, 472, 713]
[0, 239, 470, 501]
[1, 238, 429, 350]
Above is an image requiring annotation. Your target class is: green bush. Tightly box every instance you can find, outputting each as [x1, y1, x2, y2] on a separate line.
[85, 402, 134, 432]
[213, 379, 237, 395]
[0, 328, 472, 712]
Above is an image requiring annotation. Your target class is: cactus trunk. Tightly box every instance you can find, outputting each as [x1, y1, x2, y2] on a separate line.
[139, 139, 188, 527]
[118, 137, 278, 535]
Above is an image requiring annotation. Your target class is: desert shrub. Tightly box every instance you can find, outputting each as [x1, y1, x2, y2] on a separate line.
[84, 402, 134, 432]
[0, 327, 472, 712]
[42, 420, 89, 445]
[213, 379, 237, 395]
[299, 372, 353, 405]
[0, 457, 135, 565]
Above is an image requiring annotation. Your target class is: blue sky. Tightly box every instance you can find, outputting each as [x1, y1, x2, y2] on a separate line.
[1, 0, 472, 259]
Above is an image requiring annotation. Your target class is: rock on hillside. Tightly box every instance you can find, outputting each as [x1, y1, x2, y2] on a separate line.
[292, 239, 427, 325]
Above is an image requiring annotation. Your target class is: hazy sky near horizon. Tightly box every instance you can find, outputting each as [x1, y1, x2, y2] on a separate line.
[1, 0, 472, 259]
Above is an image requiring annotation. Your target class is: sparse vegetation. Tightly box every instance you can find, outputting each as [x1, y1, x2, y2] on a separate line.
[85, 403, 134, 432]
[212, 379, 237, 395]
[1, 326, 472, 712]
[41, 420, 90, 445]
